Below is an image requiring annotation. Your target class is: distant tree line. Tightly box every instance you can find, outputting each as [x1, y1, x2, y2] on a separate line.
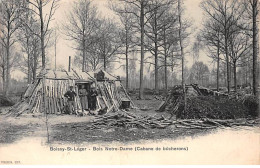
[0, 0, 258, 99]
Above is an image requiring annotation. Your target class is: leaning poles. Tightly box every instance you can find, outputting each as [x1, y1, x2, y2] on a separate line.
[178, 0, 186, 114]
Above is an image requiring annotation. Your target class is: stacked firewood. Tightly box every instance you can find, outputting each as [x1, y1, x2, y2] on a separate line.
[95, 82, 135, 114]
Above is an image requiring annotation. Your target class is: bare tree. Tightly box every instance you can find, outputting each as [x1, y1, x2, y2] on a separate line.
[24, 0, 59, 70]
[144, 0, 177, 93]
[116, 0, 152, 99]
[0, 43, 6, 91]
[178, 0, 186, 111]
[201, 0, 246, 93]
[0, 0, 24, 96]
[63, 0, 98, 72]
[200, 19, 224, 91]
[190, 61, 210, 86]
[243, 0, 259, 96]
[18, 8, 41, 83]
[95, 18, 121, 71]
[110, 3, 136, 90]
[229, 30, 251, 92]
[251, 0, 259, 96]
[160, 12, 179, 92]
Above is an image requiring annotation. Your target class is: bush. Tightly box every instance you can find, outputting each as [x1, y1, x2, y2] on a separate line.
[243, 95, 259, 117]
[0, 95, 15, 107]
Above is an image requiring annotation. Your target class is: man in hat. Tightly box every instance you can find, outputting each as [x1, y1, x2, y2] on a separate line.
[64, 86, 77, 114]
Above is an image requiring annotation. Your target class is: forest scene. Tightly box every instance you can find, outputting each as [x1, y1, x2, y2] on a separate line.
[0, 1, 259, 162]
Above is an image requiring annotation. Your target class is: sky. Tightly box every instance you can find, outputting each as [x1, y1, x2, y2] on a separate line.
[13, 0, 212, 80]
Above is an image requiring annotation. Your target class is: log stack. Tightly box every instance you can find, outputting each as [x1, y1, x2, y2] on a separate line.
[86, 111, 174, 130]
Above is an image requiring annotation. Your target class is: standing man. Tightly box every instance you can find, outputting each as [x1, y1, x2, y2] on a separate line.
[79, 85, 88, 111]
[90, 87, 98, 110]
[64, 86, 77, 115]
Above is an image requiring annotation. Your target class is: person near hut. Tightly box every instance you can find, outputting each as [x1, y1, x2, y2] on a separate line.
[89, 87, 98, 110]
[79, 85, 88, 111]
[64, 86, 77, 115]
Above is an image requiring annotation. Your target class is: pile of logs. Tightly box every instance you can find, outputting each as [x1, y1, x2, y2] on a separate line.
[173, 118, 259, 129]
[86, 111, 174, 130]
[84, 111, 260, 130]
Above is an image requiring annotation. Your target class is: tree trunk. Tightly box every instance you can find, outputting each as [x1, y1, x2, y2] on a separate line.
[223, 8, 230, 93]
[139, 1, 144, 99]
[164, 47, 168, 92]
[154, 11, 159, 94]
[4, 24, 10, 96]
[252, 0, 258, 96]
[163, 26, 168, 93]
[233, 62, 237, 93]
[103, 53, 106, 71]
[217, 32, 220, 92]
[178, 0, 186, 112]
[82, 34, 86, 72]
[39, 1, 46, 117]
[28, 52, 31, 84]
[39, 1, 45, 69]
[26, 36, 31, 84]
[154, 40, 158, 94]
[225, 37, 230, 93]
[125, 45, 129, 90]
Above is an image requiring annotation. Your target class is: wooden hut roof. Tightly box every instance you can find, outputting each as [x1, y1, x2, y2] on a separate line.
[37, 69, 94, 81]
[36, 69, 118, 81]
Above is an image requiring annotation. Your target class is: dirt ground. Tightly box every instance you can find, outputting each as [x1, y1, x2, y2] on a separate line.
[0, 99, 258, 145]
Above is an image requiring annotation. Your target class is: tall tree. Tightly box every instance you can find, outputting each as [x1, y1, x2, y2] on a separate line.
[160, 11, 179, 92]
[144, 0, 176, 93]
[252, 0, 259, 96]
[229, 30, 251, 92]
[110, 3, 136, 90]
[178, 0, 186, 111]
[25, 0, 59, 69]
[18, 8, 41, 83]
[0, 0, 23, 96]
[200, 19, 223, 91]
[201, 0, 246, 93]
[95, 18, 121, 71]
[240, 0, 259, 95]
[117, 0, 151, 99]
[63, 0, 98, 72]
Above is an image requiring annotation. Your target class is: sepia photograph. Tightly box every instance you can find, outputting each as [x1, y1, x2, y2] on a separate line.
[0, 0, 259, 165]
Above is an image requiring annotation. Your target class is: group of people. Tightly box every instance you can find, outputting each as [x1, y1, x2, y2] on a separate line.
[64, 85, 98, 115]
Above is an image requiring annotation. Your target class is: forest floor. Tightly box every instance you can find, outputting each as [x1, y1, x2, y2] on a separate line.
[0, 97, 259, 145]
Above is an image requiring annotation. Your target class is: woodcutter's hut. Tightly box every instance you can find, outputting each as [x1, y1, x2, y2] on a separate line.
[10, 69, 134, 116]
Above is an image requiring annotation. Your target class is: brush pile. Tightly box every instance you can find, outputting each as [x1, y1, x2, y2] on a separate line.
[158, 84, 256, 119]
[175, 96, 250, 119]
